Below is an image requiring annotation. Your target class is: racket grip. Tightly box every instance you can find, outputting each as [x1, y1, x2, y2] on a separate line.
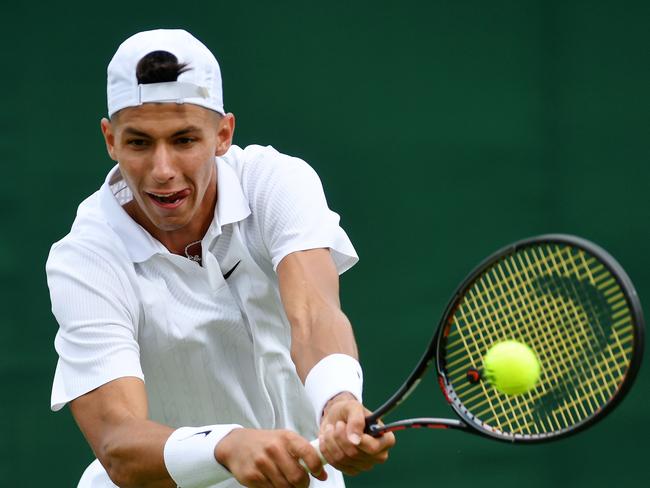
[299, 438, 328, 473]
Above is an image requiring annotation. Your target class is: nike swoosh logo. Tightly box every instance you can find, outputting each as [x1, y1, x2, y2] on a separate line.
[223, 260, 241, 280]
[193, 430, 212, 437]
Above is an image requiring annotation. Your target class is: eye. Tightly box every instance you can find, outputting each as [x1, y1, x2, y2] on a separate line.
[127, 138, 149, 148]
[175, 137, 196, 145]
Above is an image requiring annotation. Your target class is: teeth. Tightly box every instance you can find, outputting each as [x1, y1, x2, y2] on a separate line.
[149, 191, 178, 197]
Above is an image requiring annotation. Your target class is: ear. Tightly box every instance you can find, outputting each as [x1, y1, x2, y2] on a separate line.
[215, 113, 236, 157]
[100, 117, 118, 161]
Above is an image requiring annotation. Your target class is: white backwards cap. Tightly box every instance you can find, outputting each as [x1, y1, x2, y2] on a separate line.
[107, 29, 224, 117]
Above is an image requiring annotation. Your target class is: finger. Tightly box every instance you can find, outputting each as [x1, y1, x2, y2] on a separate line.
[334, 420, 378, 471]
[293, 441, 327, 481]
[348, 433, 394, 467]
[376, 431, 396, 450]
[256, 448, 294, 488]
[278, 453, 311, 488]
[335, 420, 373, 473]
[257, 473, 275, 488]
[344, 404, 366, 446]
[334, 420, 361, 459]
[319, 424, 360, 475]
[356, 430, 396, 454]
[275, 437, 319, 488]
[241, 469, 274, 488]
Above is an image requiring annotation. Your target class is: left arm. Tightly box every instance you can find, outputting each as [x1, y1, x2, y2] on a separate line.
[277, 248, 395, 475]
[277, 248, 357, 380]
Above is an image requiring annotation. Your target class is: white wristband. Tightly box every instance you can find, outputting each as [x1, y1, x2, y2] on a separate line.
[163, 424, 242, 488]
[304, 354, 363, 424]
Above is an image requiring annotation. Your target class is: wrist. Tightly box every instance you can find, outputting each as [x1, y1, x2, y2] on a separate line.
[304, 354, 363, 424]
[322, 391, 358, 419]
[214, 427, 245, 470]
[163, 424, 242, 487]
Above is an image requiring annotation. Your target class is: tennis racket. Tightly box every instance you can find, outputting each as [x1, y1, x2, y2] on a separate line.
[309, 234, 644, 461]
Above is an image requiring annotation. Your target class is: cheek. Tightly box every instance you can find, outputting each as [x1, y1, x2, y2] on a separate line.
[116, 160, 137, 184]
[117, 159, 146, 190]
[185, 152, 216, 193]
[198, 163, 216, 191]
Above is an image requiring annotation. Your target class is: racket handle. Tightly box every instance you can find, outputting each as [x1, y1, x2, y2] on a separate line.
[299, 438, 327, 473]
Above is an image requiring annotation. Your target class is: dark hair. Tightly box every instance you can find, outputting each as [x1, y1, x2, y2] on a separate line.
[136, 50, 191, 84]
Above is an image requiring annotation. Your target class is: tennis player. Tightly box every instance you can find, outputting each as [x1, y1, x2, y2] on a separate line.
[46, 29, 394, 488]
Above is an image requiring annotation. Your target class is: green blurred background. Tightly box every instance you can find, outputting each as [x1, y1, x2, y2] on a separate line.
[1, 0, 648, 486]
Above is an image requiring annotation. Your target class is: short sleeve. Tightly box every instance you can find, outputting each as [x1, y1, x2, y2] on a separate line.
[246, 148, 358, 272]
[46, 241, 143, 411]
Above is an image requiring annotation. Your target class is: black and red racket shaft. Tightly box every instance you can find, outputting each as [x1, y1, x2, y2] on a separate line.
[366, 418, 467, 435]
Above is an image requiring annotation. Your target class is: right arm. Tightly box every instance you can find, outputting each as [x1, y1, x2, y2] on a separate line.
[49, 244, 177, 487]
[71, 377, 327, 488]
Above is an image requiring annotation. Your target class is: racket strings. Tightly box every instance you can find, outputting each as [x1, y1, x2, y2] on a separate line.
[529, 247, 632, 418]
[497, 251, 624, 431]
[504, 250, 624, 428]
[441, 243, 636, 438]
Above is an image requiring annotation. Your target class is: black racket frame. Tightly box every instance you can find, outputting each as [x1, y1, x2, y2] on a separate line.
[364, 234, 645, 443]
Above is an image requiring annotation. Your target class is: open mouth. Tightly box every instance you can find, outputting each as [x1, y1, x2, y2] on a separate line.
[146, 189, 190, 207]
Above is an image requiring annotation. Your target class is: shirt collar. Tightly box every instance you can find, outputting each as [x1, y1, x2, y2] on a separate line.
[209, 156, 252, 238]
[99, 156, 251, 263]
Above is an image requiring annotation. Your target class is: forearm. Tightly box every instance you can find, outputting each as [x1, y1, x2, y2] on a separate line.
[278, 248, 364, 431]
[71, 378, 177, 488]
[289, 305, 358, 381]
[97, 418, 175, 488]
[278, 248, 359, 381]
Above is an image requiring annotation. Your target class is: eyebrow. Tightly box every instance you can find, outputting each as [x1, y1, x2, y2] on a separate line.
[122, 126, 203, 138]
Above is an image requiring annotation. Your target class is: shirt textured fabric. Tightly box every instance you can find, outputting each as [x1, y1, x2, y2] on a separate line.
[47, 144, 357, 487]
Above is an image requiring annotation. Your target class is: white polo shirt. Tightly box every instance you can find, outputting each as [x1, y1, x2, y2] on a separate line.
[47, 144, 358, 487]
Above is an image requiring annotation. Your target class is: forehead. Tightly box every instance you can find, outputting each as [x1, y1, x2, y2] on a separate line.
[112, 103, 218, 133]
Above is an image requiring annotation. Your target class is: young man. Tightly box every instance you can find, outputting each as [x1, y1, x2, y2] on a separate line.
[46, 29, 394, 488]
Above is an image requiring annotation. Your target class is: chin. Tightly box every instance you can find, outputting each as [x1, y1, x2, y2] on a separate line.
[153, 220, 189, 232]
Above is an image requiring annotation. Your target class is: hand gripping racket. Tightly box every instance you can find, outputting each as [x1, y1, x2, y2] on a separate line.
[306, 234, 644, 464]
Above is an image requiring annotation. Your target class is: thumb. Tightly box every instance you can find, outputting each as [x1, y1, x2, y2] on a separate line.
[345, 402, 366, 446]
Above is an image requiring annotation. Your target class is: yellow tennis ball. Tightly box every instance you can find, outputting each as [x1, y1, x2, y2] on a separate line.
[483, 340, 541, 395]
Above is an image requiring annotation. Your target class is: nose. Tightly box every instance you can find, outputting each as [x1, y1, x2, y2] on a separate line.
[150, 144, 176, 183]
